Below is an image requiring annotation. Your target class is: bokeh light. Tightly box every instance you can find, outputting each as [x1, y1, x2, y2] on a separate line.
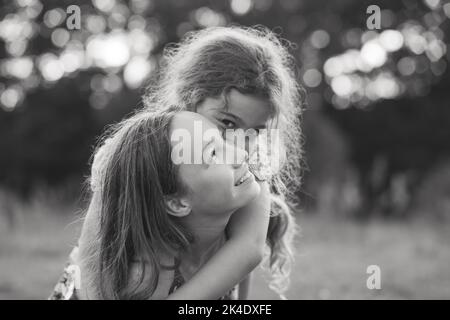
[86, 14, 107, 34]
[38, 53, 64, 82]
[43, 8, 66, 28]
[310, 30, 330, 49]
[0, 86, 23, 110]
[360, 40, 387, 69]
[331, 75, 353, 97]
[86, 32, 131, 68]
[51, 28, 70, 48]
[123, 56, 154, 89]
[303, 68, 323, 88]
[230, 0, 252, 16]
[195, 7, 227, 27]
[379, 30, 404, 52]
[0, 0, 447, 112]
[3, 57, 33, 79]
[397, 56, 417, 76]
[93, 0, 117, 13]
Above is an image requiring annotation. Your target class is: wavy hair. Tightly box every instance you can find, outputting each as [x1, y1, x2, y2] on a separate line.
[86, 109, 192, 299]
[144, 26, 305, 296]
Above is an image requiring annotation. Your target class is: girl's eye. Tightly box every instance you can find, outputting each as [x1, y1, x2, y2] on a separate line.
[220, 119, 236, 129]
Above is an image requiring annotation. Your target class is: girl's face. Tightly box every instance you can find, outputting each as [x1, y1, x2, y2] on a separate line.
[196, 89, 274, 135]
[170, 111, 260, 216]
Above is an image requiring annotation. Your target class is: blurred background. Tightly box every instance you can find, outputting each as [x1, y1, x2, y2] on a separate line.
[1, 0, 449, 299]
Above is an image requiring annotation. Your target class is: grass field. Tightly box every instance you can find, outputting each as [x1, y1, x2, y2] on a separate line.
[1, 199, 449, 300]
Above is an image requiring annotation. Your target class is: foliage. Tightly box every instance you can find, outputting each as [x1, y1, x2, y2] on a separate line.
[0, 0, 449, 214]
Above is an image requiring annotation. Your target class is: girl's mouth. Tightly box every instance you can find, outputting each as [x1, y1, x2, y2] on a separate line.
[235, 171, 254, 186]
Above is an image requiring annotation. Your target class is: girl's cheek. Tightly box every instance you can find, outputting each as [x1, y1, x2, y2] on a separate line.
[187, 170, 222, 190]
[205, 167, 235, 193]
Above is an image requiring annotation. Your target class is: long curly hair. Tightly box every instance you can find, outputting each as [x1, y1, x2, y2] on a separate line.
[144, 26, 305, 296]
[85, 109, 193, 299]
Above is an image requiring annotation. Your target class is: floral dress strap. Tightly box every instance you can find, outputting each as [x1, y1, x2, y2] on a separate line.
[48, 247, 80, 300]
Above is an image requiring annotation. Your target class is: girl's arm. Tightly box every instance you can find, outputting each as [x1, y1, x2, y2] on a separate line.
[238, 273, 253, 300]
[166, 181, 271, 300]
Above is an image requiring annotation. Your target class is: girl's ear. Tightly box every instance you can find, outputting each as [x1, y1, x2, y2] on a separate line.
[165, 196, 191, 217]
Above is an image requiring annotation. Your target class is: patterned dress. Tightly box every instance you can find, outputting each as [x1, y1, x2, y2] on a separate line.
[167, 258, 238, 300]
[48, 248, 238, 300]
[48, 247, 80, 300]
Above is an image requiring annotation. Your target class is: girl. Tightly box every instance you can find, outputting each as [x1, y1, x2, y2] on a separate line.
[145, 26, 304, 297]
[51, 25, 303, 299]
[82, 109, 262, 299]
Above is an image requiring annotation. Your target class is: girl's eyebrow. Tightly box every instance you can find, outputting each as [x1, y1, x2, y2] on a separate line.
[219, 111, 267, 130]
[254, 124, 267, 129]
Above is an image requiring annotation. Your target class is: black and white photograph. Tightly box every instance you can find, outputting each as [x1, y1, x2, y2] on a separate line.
[0, 0, 449, 302]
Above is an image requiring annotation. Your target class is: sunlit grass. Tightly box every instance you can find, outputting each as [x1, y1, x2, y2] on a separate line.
[254, 215, 450, 299]
[1, 195, 449, 300]
[0, 194, 82, 300]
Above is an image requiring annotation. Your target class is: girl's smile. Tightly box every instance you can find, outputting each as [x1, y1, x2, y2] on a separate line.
[234, 166, 255, 186]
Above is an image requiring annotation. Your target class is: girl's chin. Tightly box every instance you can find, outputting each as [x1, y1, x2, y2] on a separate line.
[234, 181, 260, 203]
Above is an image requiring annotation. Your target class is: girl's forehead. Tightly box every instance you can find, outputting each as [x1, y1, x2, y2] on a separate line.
[171, 111, 216, 131]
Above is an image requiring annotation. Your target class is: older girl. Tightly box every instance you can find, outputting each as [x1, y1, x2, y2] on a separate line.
[145, 26, 304, 297]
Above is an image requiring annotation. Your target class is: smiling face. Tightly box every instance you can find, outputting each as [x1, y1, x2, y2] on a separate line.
[170, 111, 261, 217]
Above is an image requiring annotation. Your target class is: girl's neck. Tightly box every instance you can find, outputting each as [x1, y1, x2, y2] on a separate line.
[179, 209, 234, 267]
[180, 231, 225, 275]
